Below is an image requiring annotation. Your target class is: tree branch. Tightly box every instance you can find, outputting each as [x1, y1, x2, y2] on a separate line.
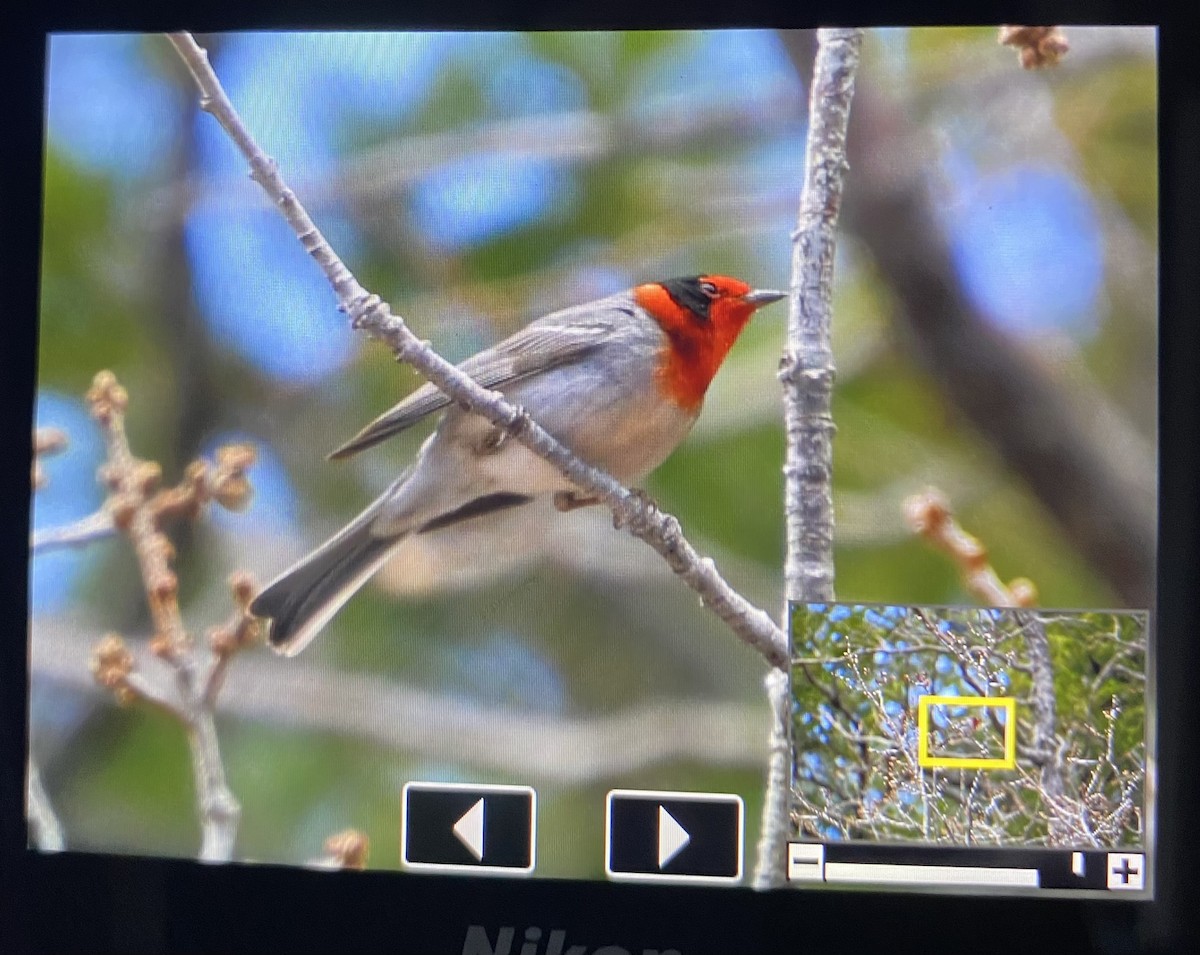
[165, 31, 787, 669]
[32, 427, 67, 492]
[1013, 610, 1069, 833]
[83, 372, 253, 862]
[904, 488, 1038, 606]
[31, 510, 116, 553]
[32, 441, 253, 556]
[755, 27, 863, 889]
[35, 618, 766, 783]
[781, 28, 859, 608]
[336, 81, 804, 206]
[905, 490, 1069, 835]
[309, 829, 370, 870]
[754, 667, 792, 887]
[26, 758, 64, 852]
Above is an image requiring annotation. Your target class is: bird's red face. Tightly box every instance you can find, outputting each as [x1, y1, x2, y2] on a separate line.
[634, 275, 785, 410]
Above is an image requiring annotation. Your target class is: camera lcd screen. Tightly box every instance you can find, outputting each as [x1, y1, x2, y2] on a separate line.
[28, 26, 1157, 902]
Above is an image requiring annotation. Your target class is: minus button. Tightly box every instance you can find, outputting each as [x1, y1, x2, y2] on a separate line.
[787, 843, 825, 882]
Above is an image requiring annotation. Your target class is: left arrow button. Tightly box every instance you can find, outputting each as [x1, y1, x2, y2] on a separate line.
[453, 797, 486, 861]
[402, 783, 536, 873]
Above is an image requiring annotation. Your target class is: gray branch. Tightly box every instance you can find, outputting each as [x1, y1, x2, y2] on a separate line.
[781, 29, 859, 608]
[89, 373, 242, 863]
[755, 27, 863, 889]
[187, 716, 242, 860]
[26, 759, 65, 852]
[31, 510, 115, 553]
[32, 619, 766, 783]
[1015, 611, 1068, 831]
[754, 667, 793, 887]
[165, 32, 787, 670]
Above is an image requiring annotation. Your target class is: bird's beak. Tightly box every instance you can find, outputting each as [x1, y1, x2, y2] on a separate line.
[741, 288, 787, 307]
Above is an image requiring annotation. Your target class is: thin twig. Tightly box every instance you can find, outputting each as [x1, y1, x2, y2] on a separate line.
[905, 489, 1068, 836]
[202, 571, 261, 707]
[32, 427, 68, 491]
[26, 759, 65, 852]
[32, 443, 254, 555]
[308, 829, 370, 870]
[88, 374, 191, 658]
[998, 26, 1070, 69]
[31, 510, 116, 552]
[91, 634, 189, 717]
[165, 31, 787, 669]
[755, 26, 863, 890]
[34, 381, 258, 861]
[30, 426, 117, 554]
[904, 488, 1038, 606]
[29, 433, 72, 853]
[84, 372, 248, 861]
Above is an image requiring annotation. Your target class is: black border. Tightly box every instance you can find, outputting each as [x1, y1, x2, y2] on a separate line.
[3, 2, 1198, 953]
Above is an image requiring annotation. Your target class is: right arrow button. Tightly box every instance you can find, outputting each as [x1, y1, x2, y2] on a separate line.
[606, 789, 743, 883]
[657, 805, 691, 869]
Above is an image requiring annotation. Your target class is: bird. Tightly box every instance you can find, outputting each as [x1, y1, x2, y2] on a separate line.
[250, 274, 786, 656]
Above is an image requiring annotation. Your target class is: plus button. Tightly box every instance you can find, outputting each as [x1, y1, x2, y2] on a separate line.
[1106, 853, 1146, 891]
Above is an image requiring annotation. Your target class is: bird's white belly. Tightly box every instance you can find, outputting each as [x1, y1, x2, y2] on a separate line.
[461, 387, 696, 495]
[375, 341, 698, 533]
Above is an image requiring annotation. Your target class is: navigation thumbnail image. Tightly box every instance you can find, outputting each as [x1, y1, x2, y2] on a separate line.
[791, 604, 1147, 849]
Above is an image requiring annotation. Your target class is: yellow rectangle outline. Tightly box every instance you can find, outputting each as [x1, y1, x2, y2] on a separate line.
[917, 695, 1017, 769]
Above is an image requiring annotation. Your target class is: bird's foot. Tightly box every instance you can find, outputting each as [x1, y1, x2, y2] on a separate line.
[553, 490, 603, 512]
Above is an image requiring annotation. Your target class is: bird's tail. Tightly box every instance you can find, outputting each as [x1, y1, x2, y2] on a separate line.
[250, 506, 400, 657]
[251, 487, 537, 656]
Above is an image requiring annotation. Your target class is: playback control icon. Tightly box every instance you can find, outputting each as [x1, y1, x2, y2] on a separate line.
[605, 789, 743, 883]
[402, 782, 536, 874]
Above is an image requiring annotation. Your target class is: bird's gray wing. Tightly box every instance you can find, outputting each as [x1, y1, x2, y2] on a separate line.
[327, 297, 634, 460]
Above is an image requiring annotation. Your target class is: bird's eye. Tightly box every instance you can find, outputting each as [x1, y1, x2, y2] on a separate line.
[699, 280, 719, 297]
